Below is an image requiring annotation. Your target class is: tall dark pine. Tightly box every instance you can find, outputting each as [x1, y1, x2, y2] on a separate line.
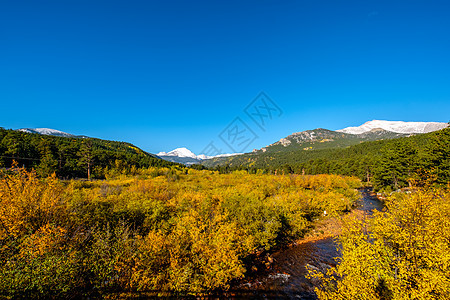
[78, 139, 94, 180]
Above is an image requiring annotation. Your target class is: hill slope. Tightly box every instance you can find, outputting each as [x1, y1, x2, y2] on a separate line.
[0, 128, 178, 178]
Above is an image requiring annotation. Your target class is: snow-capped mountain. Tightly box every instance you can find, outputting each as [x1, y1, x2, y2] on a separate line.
[157, 147, 198, 159]
[337, 120, 448, 135]
[203, 119, 449, 168]
[18, 128, 76, 138]
[157, 147, 241, 165]
[210, 120, 448, 161]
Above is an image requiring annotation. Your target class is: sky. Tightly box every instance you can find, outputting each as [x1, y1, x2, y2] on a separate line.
[1, 0, 450, 155]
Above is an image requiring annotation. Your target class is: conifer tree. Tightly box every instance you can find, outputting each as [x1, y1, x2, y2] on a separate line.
[78, 139, 94, 180]
[374, 140, 419, 190]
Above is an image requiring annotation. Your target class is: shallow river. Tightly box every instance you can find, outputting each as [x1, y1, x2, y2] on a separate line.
[230, 188, 383, 299]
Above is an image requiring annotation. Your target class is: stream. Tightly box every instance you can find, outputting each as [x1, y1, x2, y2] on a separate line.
[231, 188, 383, 299]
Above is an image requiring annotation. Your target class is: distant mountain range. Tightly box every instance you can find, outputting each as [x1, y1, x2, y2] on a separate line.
[202, 120, 449, 167]
[15, 121, 449, 167]
[251, 120, 448, 154]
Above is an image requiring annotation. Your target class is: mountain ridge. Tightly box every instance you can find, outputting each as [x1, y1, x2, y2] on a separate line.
[203, 120, 448, 168]
[337, 120, 448, 135]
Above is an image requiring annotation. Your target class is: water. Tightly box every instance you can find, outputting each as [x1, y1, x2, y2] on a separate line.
[357, 187, 384, 214]
[232, 188, 383, 299]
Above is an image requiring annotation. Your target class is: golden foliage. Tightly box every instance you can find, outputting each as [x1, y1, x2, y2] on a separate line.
[0, 167, 361, 296]
[310, 189, 450, 300]
[19, 224, 67, 258]
[0, 169, 62, 240]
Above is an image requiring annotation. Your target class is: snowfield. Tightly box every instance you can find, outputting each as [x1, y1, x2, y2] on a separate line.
[337, 120, 448, 135]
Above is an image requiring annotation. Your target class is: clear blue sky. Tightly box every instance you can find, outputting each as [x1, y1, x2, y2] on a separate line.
[1, 0, 449, 154]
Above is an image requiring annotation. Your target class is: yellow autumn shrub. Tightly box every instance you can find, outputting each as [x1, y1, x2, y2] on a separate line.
[311, 188, 450, 300]
[0, 167, 361, 297]
[0, 169, 63, 240]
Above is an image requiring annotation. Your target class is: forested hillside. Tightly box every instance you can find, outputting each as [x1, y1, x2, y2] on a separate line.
[204, 128, 411, 169]
[0, 128, 178, 179]
[256, 128, 410, 154]
[203, 127, 450, 191]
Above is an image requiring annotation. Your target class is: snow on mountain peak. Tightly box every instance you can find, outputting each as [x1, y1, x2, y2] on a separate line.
[157, 147, 197, 158]
[337, 120, 448, 135]
[18, 128, 75, 137]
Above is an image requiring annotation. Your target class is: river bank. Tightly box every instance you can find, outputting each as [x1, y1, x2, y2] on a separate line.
[232, 188, 383, 299]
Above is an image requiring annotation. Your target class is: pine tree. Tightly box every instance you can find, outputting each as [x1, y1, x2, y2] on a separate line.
[78, 139, 94, 180]
[374, 140, 419, 190]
